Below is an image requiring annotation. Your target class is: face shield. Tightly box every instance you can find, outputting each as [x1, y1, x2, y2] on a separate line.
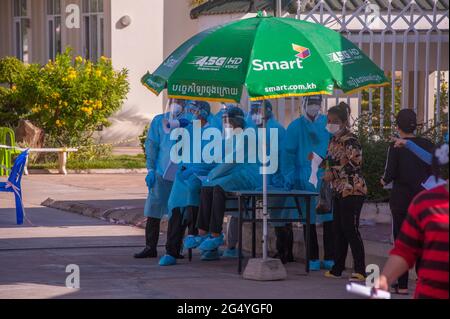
[248, 100, 272, 126]
[249, 101, 264, 126]
[163, 98, 189, 133]
[188, 101, 211, 122]
[222, 106, 245, 139]
[302, 95, 323, 118]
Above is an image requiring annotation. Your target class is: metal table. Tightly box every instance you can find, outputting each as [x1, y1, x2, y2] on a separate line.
[225, 190, 319, 274]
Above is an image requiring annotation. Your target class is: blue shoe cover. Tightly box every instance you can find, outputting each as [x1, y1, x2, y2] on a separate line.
[198, 234, 224, 251]
[201, 249, 221, 261]
[321, 260, 335, 270]
[222, 248, 238, 258]
[184, 234, 209, 249]
[159, 254, 176, 266]
[309, 259, 321, 271]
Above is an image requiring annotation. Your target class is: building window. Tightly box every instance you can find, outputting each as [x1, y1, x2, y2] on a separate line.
[82, 0, 104, 61]
[12, 0, 31, 63]
[46, 0, 62, 60]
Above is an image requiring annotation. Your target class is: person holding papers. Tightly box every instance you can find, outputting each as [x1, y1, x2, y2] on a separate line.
[377, 142, 448, 299]
[281, 95, 334, 269]
[134, 99, 188, 259]
[322, 102, 367, 282]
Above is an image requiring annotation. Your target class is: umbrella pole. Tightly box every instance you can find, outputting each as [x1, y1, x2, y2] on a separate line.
[262, 107, 268, 260]
[242, 101, 287, 281]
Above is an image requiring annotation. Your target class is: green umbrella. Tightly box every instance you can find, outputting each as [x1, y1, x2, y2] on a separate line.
[142, 14, 388, 102]
[142, 14, 389, 270]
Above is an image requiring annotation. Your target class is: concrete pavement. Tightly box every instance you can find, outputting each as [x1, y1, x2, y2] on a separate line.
[0, 174, 414, 299]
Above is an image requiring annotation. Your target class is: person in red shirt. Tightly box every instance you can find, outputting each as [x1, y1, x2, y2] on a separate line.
[377, 143, 449, 299]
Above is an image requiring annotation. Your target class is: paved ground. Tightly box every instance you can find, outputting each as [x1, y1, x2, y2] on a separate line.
[0, 174, 414, 299]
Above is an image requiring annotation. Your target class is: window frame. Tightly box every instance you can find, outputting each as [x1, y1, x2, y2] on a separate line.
[12, 0, 31, 63]
[45, 0, 62, 61]
[81, 0, 105, 62]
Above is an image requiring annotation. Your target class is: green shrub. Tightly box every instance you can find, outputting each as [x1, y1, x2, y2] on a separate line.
[139, 123, 149, 155]
[10, 48, 129, 147]
[0, 57, 28, 127]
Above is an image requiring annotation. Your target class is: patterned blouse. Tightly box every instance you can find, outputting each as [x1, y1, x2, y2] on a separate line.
[325, 129, 367, 198]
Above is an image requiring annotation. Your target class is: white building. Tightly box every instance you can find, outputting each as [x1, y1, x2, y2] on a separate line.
[1, 0, 448, 143]
[0, 0, 199, 144]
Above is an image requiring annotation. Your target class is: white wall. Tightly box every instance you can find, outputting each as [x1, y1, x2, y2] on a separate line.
[99, 0, 165, 144]
[100, 0, 199, 145]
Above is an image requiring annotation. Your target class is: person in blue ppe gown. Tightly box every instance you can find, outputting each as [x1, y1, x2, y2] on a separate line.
[134, 99, 188, 259]
[211, 102, 247, 130]
[281, 95, 334, 270]
[184, 106, 260, 260]
[221, 100, 288, 260]
[159, 101, 218, 266]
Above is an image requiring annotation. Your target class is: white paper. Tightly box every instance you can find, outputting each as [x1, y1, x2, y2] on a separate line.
[309, 152, 323, 188]
[346, 283, 391, 299]
[383, 181, 393, 190]
[162, 161, 178, 181]
[422, 175, 447, 190]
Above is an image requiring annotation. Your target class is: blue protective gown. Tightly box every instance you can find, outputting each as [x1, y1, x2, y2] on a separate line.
[203, 129, 260, 192]
[281, 114, 332, 224]
[143, 113, 176, 218]
[167, 122, 217, 217]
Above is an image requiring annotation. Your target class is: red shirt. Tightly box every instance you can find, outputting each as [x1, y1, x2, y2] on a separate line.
[390, 185, 449, 299]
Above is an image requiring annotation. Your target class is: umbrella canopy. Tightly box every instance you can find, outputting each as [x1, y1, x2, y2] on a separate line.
[142, 14, 388, 102]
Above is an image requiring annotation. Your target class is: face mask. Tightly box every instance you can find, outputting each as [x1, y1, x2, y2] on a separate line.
[252, 113, 263, 125]
[306, 104, 321, 117]
[326, 123, 341, 135]
[223, 123, 233, 139]
[170, 103, 183, 118]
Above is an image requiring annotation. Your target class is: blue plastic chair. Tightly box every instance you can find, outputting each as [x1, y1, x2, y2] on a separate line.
[0, 149, 29, 224]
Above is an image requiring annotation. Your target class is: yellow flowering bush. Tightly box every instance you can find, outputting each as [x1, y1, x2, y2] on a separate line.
[0, 56, 27, 126]
[16, 48, 129, 147]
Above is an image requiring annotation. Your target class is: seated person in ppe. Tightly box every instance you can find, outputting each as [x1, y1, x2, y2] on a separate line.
[159, 101, 218, 266]
[184, 107, 260, 261]
[280, 95, 334, 269]
[211, 102, 247, 130]
[134, 99, 188, 259]
[223, 100, 286, 258]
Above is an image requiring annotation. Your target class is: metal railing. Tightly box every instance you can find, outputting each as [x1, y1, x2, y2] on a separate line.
[277, 0, 449, 136]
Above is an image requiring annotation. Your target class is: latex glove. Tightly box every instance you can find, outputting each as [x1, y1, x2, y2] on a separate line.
[146, 169, 156, 188]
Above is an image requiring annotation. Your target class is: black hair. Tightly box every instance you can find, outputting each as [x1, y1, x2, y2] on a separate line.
[396, 109, 417, 134]
[328, 102, 351, 124]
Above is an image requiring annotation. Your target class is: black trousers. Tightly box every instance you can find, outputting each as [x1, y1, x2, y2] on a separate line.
[145, 217, 160, 251]
[331, 195, 366, 276]
[303, 221, 335, 261]
[197, 186, 226, 234]
[166, 206, 199, 257]
[391, 208, 409, 289]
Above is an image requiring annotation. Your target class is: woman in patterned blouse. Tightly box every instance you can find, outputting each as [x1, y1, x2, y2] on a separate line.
[322, 102, 368, 282]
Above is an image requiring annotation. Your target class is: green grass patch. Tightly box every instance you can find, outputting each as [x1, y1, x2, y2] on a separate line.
[29, 154, 146, 170]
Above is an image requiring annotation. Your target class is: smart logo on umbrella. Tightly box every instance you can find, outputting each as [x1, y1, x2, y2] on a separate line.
[292, 44, 311, 59]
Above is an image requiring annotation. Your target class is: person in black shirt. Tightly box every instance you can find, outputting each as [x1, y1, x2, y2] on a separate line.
[381, 109, 434, 295]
